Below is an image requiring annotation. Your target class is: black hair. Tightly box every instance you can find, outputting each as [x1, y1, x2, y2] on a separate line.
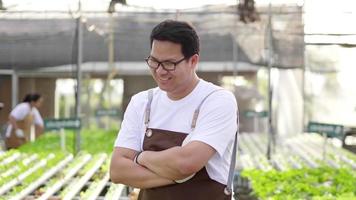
[150, 20, 200, 58]
[23, 93, 42, 103]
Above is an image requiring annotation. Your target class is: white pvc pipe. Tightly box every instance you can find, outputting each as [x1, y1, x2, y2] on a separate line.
[11, 70, 18, 108]
[38, 154, 92, 200]
[297, 139, 340, 168]
[0, 154, 37, 179]
[0, 154, 54, 195]
[304, 134, 356, 169]
[0, 166, 19, 179]
[286, 156, 302, 169]
[84, 172, 110, 200]
[9, 154, 73, 200]
[250, 134, 266, 155]
[240, 154, 254, 169]
[104, 183, 126, 200]
[287, 143, 318, 168]
[62, 154, 107, 200]
[22, 154, 38, 165]
[270, 155, 284, 171]
[0, 152, 21, 166]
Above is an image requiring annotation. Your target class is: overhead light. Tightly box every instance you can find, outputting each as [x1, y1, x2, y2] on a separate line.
[238, 0, 260, 23]
[108, 0, 127, 13]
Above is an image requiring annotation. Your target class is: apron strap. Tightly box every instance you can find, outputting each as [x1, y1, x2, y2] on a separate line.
[144, 89, 154, 129]
[191, 89, 224, 131]
[225, 112, 239, 196]
[190, 88, 239, 195]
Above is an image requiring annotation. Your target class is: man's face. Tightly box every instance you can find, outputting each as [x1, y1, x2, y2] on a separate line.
[149, 40, 198, 99]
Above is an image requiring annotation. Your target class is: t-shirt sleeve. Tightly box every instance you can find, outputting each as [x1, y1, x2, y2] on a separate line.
[10, 103, 31, 120]
[189, 91, 238, 157]
[32, 108, 44, 126]
[114, 93, 145, 152]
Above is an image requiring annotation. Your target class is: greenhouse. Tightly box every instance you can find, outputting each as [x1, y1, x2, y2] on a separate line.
[0, 0, 355, 199]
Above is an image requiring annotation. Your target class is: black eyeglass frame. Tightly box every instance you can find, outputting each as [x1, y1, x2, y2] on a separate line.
[145, 56, 186, 71]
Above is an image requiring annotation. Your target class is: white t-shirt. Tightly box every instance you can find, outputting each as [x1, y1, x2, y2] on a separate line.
[115, 79, 238, 185]
[5, 102, 44, 137]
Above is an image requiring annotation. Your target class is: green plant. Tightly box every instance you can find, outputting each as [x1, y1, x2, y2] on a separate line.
[241, 166, 356, 199]
[18, 129, 118, 154]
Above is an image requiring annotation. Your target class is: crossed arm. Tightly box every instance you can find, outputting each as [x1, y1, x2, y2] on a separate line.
[110, 147, 174, 189]
[110, 141, 216, 189]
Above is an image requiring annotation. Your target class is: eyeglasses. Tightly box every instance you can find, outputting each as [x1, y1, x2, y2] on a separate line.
[145, 56, 186, 71]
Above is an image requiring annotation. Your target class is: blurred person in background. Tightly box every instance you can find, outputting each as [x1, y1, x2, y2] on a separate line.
[5, 93, 44, 149]
[110, 20, 238, 200]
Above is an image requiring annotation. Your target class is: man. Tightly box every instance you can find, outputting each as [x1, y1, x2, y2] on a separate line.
[110, 20, 238, 200]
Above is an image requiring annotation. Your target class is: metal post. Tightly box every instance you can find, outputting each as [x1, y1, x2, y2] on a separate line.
[266, 2, 274, 160]
[322, 132, 327, 161]
[11, 70, 18, 108]
[302, 50, 306, 131]
[107, 12, 115, 130]
[108, 12, 114, 97]
[254, 115, 258, 133]
[232, 33, 238, 77]
[302, 0, 307, 132]
[75, 0, 83, 154]
[60, 128, 66, 151]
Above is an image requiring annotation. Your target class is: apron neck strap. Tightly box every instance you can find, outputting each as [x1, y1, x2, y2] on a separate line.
[225, 111, 239, 195]
[191, 89, 224, 131]
[144, 89, 154, 129]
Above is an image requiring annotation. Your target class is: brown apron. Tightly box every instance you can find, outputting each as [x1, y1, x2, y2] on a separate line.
[5, 113, 34, 149]
[138, 89, 231, 200]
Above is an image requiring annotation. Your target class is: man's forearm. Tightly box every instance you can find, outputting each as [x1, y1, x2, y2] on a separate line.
[110, 153, 174, 189]
[137, 146, 196, 180]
